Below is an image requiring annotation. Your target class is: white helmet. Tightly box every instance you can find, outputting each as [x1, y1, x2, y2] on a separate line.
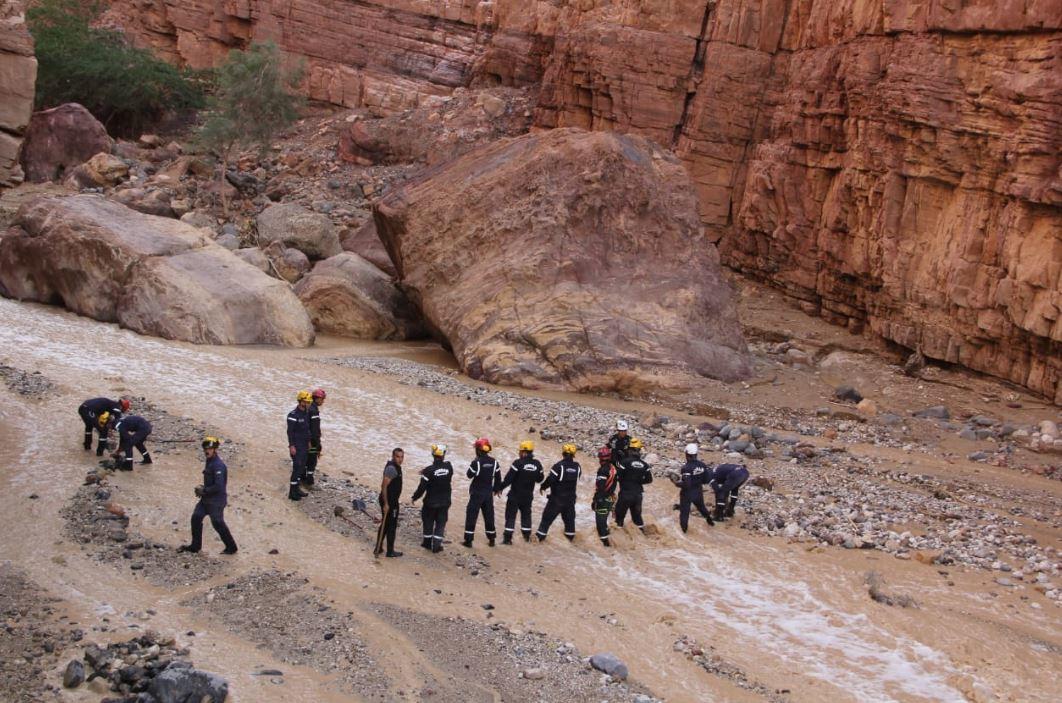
[685, 443, 699, 455]
[616, 420, 629, 431]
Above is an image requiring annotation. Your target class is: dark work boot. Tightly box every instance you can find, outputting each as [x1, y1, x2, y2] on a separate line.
[601, 537, 611, 547]
[488, 536, 495, 547]
[726, 496, 737, 518]
[705, 514, 715, 527]
[83, 433, 93, 451]
[385, 551, 403, 558]
[221, 546, 238, 555]
[502, 534, 512, 545]
[714, 505, 726, 521]
[140, 453, 152, 465]
[522, 531, 531, 542]
[431, 540, 444, 554]
[288, 485, 303, 501]
[176, 544, 199, 553]
[421, 538, 432, 550]
[96, 443, 106, 457]
[462, 537, 473, 548]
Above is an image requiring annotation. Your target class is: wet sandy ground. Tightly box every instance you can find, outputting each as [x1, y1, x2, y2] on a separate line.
[0, 296, 1059, 702]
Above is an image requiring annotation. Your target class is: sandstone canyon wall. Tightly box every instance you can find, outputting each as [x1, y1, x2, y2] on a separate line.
[106, 1, 1061, 401]
[0, 0, 36, 186]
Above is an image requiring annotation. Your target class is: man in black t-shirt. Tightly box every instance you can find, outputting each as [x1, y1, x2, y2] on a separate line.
[375, 448, 404, 558]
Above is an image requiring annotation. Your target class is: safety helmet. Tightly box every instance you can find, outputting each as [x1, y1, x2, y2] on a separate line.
[597, 447, 612, 461]
[202, 436, 221, 450]
[431, 443, 447, 457]
[296, 390, 313, 403]
[311, 388, 326, 400]
[474, 437, 491, 453]
[119, 398, 131, 412]
[616, 420, 629, 431]
[518, 440, 534, 453]
[685, 442, 699, 455]
[97, 411, 110, 428]
[562, 442, 577, 456]
[629, 438, 644, 450]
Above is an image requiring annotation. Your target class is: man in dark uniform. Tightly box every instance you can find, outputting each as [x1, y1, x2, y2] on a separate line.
[114, 414, 152, 471]
[498, 440, 544, 544]
[607, 420, 631, 466]
[375, 447, 404, 558]
[304, 388, 326, 488]
[178, 436, 237, 555]
[592, 447, 618, 547]
[462, 437, 501, 548]
[536, 443, 581, 542]
[77, 397, 128, 455]
[286, 390, 313, 501]
[707, 463, 750, 521]
[678, 443, 714, 533]
[614, 438, 652, 533]
[410, 443, 453, 553]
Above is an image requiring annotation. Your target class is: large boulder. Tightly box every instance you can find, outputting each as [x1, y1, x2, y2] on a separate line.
[19, 104, 113, 183]
[0, 5, 37, 186]
[295, 252, 425, 340]
[148, 663, 228, 703]
[256, 202, 341, 259]
[374, 128, 750, 391]
[0, 195, 314, 346]
[339, 218, 397, 276]
[263, 240, 311, 283]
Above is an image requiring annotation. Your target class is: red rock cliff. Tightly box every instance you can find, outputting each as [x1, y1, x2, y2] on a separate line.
[106, 0, 1062, 402]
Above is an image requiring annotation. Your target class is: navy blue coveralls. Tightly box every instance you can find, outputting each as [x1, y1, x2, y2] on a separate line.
[463, 453, 501, 546]
[115, 415, 152, 470]
[614, 454, 653, 529]
[592, 460, 618, 545]
[304, 399, 322, 484]
[286, 405, 311, 498]
[189, 454, 237, 552]
[77, 397, 122, 455]
[536, 457, 581, 541]
[499, 455, 544, 542]
[707, 463, 750, 519]
[678, 458, 714, 532]
[411, 458, 454, 552]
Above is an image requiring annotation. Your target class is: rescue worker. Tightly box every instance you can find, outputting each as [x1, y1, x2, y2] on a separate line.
[114, 414, 152, 471]
[707, 463, 750, 521]
[78, 397, 128, 455]
[304, 388, 326, 487]
[410, 444, 453, 553]
[498, 440, 544, 543]
[592, 447, 618, 547]
[678, 443, 714, 532]
[607, 420, 631, 464]
[374, 447, 404, 558]
[535, 443, 581, 542]
[286, 390, 313, 501]
[462, 437, 501, 548]
[178, 436, 237, 555]
[614, 437, 652, 533]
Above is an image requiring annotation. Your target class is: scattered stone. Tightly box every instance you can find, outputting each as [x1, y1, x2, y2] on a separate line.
[834, 386, 863, 403]
[589, 653, 628, 680]
[62, 659, 85, 688]
[913, 405, 950, 420]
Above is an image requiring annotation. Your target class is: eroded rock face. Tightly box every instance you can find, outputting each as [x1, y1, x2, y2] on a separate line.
[0, 195, 314, 346]
[295, 252, 425, 340]
[20, 104, 113, 183]
[0, 1, 36, 186]
[374, 128, 750, 391]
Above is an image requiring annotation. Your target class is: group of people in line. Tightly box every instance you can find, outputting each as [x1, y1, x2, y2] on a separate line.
[76, 390, 750, 560]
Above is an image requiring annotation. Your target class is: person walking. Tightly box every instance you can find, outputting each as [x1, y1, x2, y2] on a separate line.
[614, 438, 652, 533]
[286, 390, 313, 501]
[410, 444, 454, 553]
[677, 443, 714, 533]
[498, 440, 544, 544]
[535, 443, 581, 542]
[304, 388, 327, 488]
[77, 397, 128, 455]
[462, 438, 502, 548]
[707, 463, 750, 521]
[375, 448, 404, 558]
[114, 414, 152, 471]
[178, 437, 237, 555]
[592, 447, 618, 547]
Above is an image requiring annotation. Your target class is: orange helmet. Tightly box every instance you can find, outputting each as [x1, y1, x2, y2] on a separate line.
[474, 437, 491, 453]
[119, 398, 131, 412]
[311, 388, 326, 400]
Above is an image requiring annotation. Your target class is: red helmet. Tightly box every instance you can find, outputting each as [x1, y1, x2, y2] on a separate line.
[597, 447, 612, 461]
[474, 437, 492, 453]
[311, 388, 327, 399]
[119, 398, 131, 412]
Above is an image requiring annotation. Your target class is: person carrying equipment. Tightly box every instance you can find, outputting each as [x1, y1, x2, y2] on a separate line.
[462, 438, 502, 548]
[286, 391, 313, 501]
[114, 414, 152, 471]
[614, 438, 652, 533]
[498, 440, 544, 544]
[707, 463, 750, 521]
[410, 443, 454, 553]
[78, 397, 128, 455]
[678, 443, 714, 532]
[535, 443, 581, 542]
[607, 420, 631, 465]
[592, 447, 618, 547]
[304, 388, 327, 487]
[178, 437, 237, 555]
[375, 448, 404, 558]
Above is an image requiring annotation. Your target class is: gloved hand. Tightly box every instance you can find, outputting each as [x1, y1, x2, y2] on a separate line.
[194, 486, 204, 497]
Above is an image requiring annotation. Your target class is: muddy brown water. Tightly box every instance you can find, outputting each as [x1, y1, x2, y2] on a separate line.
[0, 298, 1059, 702]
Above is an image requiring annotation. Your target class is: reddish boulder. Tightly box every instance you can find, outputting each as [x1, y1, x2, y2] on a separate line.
[340, 218, 396, 277]
[20, 104, 113, 183]
[374, 128, 750, 392]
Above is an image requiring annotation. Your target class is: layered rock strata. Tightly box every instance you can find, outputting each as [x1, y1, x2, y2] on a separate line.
[0, 1, 36, 186]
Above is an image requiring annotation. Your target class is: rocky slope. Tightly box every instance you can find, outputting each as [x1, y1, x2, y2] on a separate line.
[0, 0, 35, 186]
[104, 0, 1061, 403]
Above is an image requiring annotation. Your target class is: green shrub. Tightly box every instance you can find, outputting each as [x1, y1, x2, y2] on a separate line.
[27, 0, 204, 136]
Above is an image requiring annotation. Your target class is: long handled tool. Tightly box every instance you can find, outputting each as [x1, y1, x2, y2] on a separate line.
[332, 505, 367, 533]
[373, 503, 391, 557]
[351, 498, 381, 524]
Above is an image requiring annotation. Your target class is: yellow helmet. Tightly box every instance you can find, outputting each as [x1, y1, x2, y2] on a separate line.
[518, 440, 534, 453]
[562, 442, 577, 455]
[629, 437, 644, 450]
[97, 411, 110, 428]
[202, 436, 221, 449]
[431, 443, 447, 457]
[296, 390, 313, 403]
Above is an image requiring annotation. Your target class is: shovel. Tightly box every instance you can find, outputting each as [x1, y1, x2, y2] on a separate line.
[351, 498, 381, 524]
[332, 505, 366, 532]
